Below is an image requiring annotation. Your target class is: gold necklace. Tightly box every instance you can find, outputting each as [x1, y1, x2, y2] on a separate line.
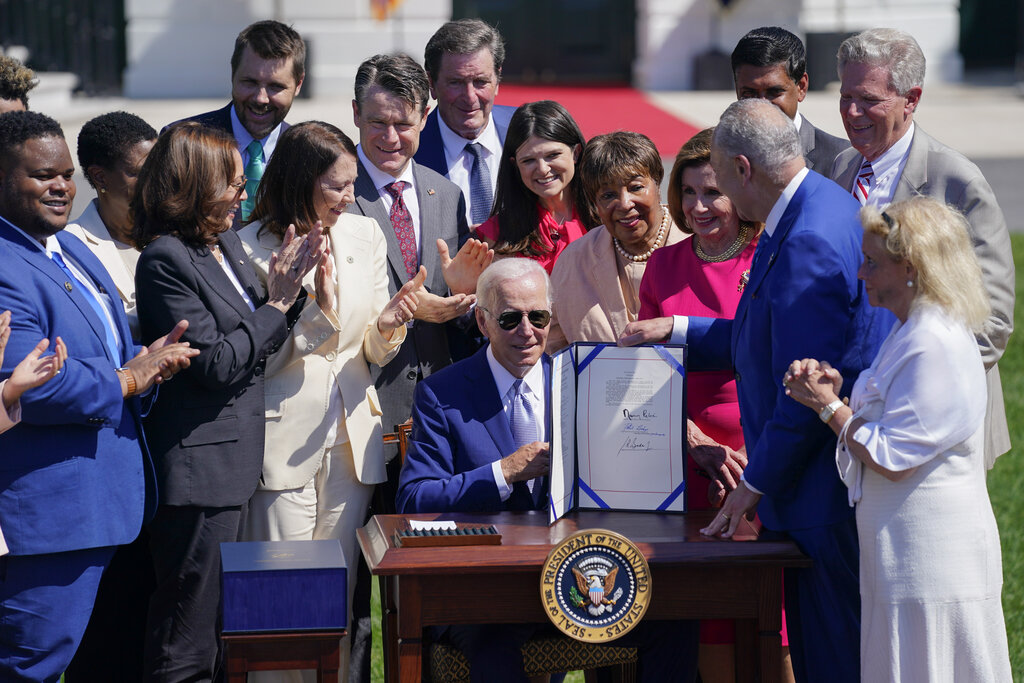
[693, 225, 751, 263]
[612, 205, 670, 263]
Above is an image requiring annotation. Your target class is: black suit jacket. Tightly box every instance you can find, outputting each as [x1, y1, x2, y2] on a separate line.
[135, 229, 297, 507]
[347, 160, 470, 436]
[164, 103, 233, 134]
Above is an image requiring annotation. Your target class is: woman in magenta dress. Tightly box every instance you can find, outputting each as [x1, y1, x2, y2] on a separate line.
[627, 128, 792, 683]
[475, 100, 588, 273]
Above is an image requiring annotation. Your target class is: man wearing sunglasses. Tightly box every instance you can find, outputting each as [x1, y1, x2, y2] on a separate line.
[396, 259, 697, 682]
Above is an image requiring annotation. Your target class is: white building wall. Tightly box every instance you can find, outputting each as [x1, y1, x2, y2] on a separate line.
[123, 0, 962, 97]
[635, 0, 962, 90]
[124, 0, 452, 99]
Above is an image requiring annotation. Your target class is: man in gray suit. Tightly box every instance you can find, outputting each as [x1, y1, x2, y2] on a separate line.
[731, 26, 849, 173]
[831, 28, 1014, 467]
[346, 52, 479, 683]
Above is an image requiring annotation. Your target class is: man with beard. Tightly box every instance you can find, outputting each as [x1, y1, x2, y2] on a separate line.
[174, 20, 304, 223]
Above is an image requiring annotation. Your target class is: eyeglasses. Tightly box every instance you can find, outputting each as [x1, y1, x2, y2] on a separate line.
[229, 176, 248, 200]
[479, 306, 552, 331]
[881, 211, 897, 230]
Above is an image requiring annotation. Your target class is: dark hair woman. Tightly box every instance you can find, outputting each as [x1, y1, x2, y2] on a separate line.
[475, 100, 589, 273]
[238, 122, 419, 651]
[133, 121, 325, 682]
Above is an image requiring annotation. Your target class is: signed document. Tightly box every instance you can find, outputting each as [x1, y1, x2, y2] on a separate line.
[548, 343, 686, 523]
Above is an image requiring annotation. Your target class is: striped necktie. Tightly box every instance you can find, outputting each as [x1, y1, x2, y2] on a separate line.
[852, 158, 874, 205]
[465, 142, 493, 224]
[242, 140, 265, 221]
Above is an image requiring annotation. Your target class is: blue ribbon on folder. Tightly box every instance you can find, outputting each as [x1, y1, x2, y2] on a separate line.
[578, 479, 610, 509]
[576, 344, 607, 374]
[654, 345, 686, 378]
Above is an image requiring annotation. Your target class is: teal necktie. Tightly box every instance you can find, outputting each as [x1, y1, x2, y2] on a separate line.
[242, 140, 265, 221]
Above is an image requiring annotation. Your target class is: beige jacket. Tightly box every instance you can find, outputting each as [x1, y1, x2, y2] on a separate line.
[239, 214, 406, 489]
[64, 200, 140, 341]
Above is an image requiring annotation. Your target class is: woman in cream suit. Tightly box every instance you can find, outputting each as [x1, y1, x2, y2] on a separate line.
[238, 123, 419, 677]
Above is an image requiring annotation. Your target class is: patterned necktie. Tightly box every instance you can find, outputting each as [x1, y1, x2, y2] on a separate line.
[51, 251, 121, 364]
[242, 140, 265, 221]
[509, 379, 540, 495]
[853, 158, 874, 205]
[465, 142, 493, 224]
[385, 181, 419, 281]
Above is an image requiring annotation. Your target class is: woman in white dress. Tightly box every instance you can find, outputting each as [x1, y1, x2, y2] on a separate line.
[782, 196, 1011, 682]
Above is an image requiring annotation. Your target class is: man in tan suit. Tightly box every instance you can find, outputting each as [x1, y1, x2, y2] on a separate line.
[830, 28, 1014, 467]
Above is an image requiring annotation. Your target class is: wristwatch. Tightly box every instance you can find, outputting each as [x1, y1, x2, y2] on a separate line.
[818, 399, 844, 424]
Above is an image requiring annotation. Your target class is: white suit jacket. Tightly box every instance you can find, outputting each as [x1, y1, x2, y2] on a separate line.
[64, 199, 140, 341]
[239, 214, 406, 488]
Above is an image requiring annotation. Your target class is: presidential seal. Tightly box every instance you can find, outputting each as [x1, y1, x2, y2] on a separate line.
[540, 529, 651, 643]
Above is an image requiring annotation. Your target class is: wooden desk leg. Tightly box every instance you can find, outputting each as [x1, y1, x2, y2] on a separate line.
[735, 619, 756, 683]
[757, 568, 784, 683]
[382, 575, 399, 683]
[396, 577, 424, 683]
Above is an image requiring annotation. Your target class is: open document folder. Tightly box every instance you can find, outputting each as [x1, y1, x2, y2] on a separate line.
[548, 343, 687, 523]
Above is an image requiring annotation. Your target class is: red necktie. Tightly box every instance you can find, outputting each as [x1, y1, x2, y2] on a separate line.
[386, 181, 419, 281]
[853, 159, 874, 205]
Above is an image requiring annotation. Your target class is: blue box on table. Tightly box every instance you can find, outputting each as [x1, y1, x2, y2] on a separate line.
[220, 539, 347, 633]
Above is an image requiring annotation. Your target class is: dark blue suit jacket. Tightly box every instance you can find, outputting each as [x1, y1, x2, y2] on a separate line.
[686, 170, 892, 531]
[397, 347, 547, 513]
[413, 104, 517, 178]
[0, 218, 155, 555]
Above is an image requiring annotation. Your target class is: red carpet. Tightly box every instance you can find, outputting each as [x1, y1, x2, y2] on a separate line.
[495, 84, 701, 158]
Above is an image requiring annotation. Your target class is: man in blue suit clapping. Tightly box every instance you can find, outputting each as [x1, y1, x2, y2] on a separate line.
[0, 111, 196, 681]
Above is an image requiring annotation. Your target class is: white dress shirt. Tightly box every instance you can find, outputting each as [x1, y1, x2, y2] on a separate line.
[862, 123, 915, 208]
[356, 144, 423, 248]
[437, 112, 502, 225]
[485, 346, 547, 500]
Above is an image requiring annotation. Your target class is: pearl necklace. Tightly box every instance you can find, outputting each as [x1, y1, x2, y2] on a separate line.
[612, 205, 670, 263]
[693, 225, 752, 263]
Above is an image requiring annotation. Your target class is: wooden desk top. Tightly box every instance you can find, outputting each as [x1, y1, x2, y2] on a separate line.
[360, 510, 810, 576]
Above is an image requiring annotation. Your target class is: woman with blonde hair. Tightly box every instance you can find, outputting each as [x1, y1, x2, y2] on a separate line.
[783, 196, 1011, 682]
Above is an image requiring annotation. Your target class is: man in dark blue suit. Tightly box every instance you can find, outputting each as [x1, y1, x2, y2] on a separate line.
[173, 20, 304, 222]
[416, 18, 516, 226]
[399, 259, 698, 682]
[623, 99, 889, 683]
[0, 111, 196, 681]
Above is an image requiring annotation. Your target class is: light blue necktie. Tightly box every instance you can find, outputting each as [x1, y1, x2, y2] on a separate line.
[242, 139, 265, 221]
[509, 379, 542, 497]
[465, 142, 493, 224]
[51, 251, 121, 364]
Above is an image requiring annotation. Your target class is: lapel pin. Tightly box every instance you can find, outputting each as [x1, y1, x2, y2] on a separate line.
[65, 281, 73, 292]
[427, 189, 435, 195]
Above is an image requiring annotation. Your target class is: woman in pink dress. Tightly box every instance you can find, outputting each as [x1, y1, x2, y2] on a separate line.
[625, 128, 792, 683]
[475, 100, 588, 274]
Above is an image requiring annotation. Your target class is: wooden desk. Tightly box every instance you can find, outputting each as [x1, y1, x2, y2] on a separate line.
[358, 510, 810, 683]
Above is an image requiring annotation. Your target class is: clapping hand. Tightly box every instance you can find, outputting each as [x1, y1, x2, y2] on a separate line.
[377, 266, 426, 338]
[267, 223, 327, 313]
[0, 310, 68, 409]
[438, 238, 493, 295]
[122, 320, 200, 397]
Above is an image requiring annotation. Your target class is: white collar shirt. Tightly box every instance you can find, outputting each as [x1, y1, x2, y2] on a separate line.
[356, 144, 422, 246]
[485, 344, 547, 500]
[764, 166, 810, 238]
[863, 122, 915, 208]
[230, 105, 284, 166]
[437, 112, 502, 225]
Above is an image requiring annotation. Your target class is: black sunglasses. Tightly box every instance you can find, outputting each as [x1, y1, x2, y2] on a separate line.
[480, 306, 551, 331]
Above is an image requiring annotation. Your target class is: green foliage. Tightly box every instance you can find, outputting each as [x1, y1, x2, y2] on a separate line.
[989, 234, 1024, 681]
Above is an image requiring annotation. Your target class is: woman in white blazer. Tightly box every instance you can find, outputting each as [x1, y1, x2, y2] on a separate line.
[64, 112, 157, 342]
[238, 123, 419, 656]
